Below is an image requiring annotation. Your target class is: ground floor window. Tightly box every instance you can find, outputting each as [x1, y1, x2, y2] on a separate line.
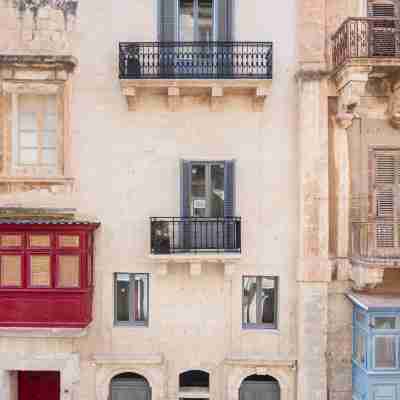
[179, 370, 209, 399]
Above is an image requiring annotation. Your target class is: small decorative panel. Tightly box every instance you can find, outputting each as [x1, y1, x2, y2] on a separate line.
[0, 256, 22, 286]
[30, 234, 51, 248]
[58, 255, 80, 288]
[59, 235, 80, 248]
[30, 255, 51, 287]
[1, 235, 22, 248]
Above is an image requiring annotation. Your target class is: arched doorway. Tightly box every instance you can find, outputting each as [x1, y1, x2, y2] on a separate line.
[239, 374, 280, 400]
[179, 370, 209, 399]
[110, 372, 151, 400]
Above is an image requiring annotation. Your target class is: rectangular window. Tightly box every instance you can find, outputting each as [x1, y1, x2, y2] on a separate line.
[374, 335, 397, 368]
[0, 255, 22, 287]
[114, 273, 149, 326]
[30, 255, 51, 287]
[14, 94, 58, 169]
[57, 255, 80, 288]
[242, 276, 278, 329]
[374, 316, 397, 329]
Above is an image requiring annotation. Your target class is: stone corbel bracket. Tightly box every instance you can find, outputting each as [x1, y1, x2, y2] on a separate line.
[149, 254, 241, 277]
[335, 66, 372, 113]
[351, 263, 385, 290]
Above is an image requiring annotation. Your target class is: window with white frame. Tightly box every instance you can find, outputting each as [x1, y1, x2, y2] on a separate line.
[13, 94, 59, 171]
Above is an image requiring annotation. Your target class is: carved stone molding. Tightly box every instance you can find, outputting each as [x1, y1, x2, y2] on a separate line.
[388, 79, 400, 128]
[335, 66, 372, 112]
[351, 264, 384, 290]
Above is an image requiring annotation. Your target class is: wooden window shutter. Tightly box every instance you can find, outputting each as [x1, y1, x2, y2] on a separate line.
[159, 0, 177, 41]
[218, 0, 233, 41]
[224, 160, 235, 217]
[368, 2, 396, 17]
[373, 150, 400, 247]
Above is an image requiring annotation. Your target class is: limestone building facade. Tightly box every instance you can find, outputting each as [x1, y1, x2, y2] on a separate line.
[1, 0, 397, 399]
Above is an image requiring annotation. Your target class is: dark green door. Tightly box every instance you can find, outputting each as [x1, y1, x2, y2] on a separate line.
[111, 375, 151, 400]
[239, 381, 280, 400]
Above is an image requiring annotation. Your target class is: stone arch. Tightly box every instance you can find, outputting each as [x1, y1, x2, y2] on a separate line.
[96, 366, 164, 400]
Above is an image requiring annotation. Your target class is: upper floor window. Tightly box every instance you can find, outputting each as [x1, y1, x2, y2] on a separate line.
[242, 276, 278, 329]
[159, 0, 233, 41]
[14, 94, 58, 171]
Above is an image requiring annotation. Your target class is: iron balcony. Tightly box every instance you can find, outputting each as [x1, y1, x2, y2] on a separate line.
[119, 42, 272, 80]
[332, 17, 400, 68]
[150, 217, 241, 255]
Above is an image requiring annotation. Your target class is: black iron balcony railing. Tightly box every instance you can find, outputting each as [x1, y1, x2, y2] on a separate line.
[150, 217, 241, 254]
[332, 17, 400, 68]
[119, 42, 272, 79]
[352, 220, 400, 263]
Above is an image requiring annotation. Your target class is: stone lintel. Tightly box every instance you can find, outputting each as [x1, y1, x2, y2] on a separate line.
[297, 257, 332, 282]
[92, 353, 164, 366]
[351, 264, 385, 290]
[225, 356, 297, 369]
[149, 254, 241, 276]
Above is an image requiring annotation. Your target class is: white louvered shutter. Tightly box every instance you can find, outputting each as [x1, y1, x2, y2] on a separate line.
[374, 150, 400, 248]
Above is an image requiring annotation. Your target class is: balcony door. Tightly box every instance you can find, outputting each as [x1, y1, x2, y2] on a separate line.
[181, 160, 235, 251]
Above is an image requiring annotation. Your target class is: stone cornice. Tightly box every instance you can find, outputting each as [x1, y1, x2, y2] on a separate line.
[0, 54, 77, 72]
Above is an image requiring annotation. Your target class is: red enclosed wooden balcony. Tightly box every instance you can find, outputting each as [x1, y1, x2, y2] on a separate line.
[0, 218, 100, 328]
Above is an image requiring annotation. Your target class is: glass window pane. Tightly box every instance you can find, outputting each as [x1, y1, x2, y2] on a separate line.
[243, 277, 257, 325]
[198, 0, 213, 41]
[59, 235, 80, 248]
[19, 112, 37, 131]
[354, 330, 366, 365]
[0, 235, 22, 247]
[260, 277, 276, 324]
[43, 131, 57, 148]
[116, 273, 130, 322]
[44, 95, 57, 113]
[374, 317, 397, 329]
[30, 255, 51, 287]
[42, 148, 57, 165]
[133, 274, 148, 322]
[375, 336, 396, 368]
[30, 235, 50, 248]
[58, 256, 80, 288]
[0, 255, 22, 287]
[180, 0, 195, 41]
[210, 163, 224, 217]
[19, 131, 38, 147]
[19, 148, 38, 164]
[44, 114, 57, 131]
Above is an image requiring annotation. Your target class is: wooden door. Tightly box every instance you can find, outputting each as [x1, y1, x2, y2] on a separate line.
[239, 381, 280, 400]
[18, 371, 60, 400]
[111, 378, 151, 400]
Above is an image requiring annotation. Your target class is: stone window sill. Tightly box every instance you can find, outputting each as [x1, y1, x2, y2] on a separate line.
[0, 327, 88, 338]
[0, 176, 74, 184]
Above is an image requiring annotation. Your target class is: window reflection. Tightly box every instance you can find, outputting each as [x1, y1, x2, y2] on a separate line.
[375, 336, 396, 368]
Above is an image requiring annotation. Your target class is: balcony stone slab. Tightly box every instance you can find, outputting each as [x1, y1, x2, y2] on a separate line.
[120, 79, 272, 112]
[149, 253, 241, 277]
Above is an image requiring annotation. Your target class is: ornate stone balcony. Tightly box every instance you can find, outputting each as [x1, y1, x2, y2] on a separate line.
[119, 42, 273, 111]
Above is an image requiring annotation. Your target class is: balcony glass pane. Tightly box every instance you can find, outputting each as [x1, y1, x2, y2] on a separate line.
[0, 255, 22, 287]
[30, 255, 51, 287]
[180, 0, 195, 41]
[116, 273, 130, 322]
[375, 336, 396, 368]
[243, 277, 257, 325]
[58, 255, 80, 288]
[260, 277, 276, 324]
[374, 317, 397, 329]
[0, 235, 22, 247]
[30, 235, 50, 248]
[191, 164, 206, 217]
[198, 0, 213, 41]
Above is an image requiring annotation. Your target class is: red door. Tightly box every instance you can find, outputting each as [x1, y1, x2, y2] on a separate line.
[18, 371, 60, 400]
